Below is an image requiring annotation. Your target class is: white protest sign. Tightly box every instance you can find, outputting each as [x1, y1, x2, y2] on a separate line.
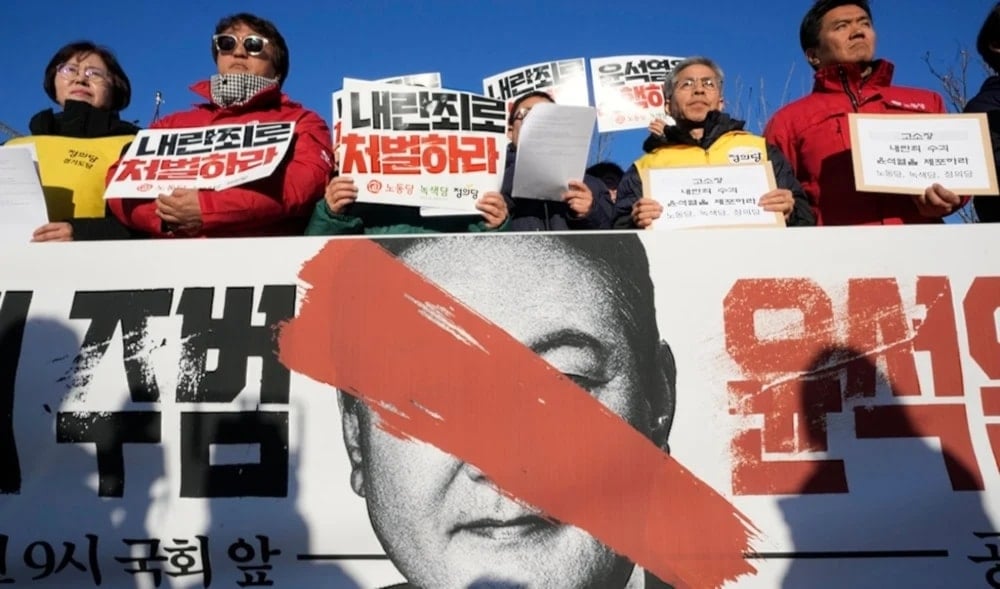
[332, 74, 444, 145]
[378, 72, 442, 88]
[644, 163, 783, 229]
[0, 146, 48, 242]
[103, 123, 295, 199]
[483, 58, 590, 107]
[339, 79, 507, 212]
[849, 113, 999, 195]
[590, 55, 683, 132]
[511, 103, 596, 201]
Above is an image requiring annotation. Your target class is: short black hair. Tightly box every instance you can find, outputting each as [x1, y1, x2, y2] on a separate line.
[44, 41, 131, 112]
[508, 90, 554, 127]
[799, 0, 873, 53]
[586, 161, 625, 190]
[213, 13, 290, 84]
[977, 3, 1000, 73]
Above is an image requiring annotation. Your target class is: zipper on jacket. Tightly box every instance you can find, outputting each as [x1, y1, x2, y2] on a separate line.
[838, 67, 860, 112]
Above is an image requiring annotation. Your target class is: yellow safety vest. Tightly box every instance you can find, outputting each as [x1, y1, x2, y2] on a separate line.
[6, 134, 134, 221]
[634, 131, 768, 170]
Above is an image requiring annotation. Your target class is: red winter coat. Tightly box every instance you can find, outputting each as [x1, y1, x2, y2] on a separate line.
[106, 81, 332, 237]
[764, 60, 959, 226]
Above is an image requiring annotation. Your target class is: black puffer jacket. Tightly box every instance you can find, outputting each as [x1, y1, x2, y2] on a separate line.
[965, 76, 1000, 223]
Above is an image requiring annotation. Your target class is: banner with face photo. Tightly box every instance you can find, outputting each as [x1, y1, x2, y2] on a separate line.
[0, 226, 998, 588]
[482, 58, 591, 109]
[590, 55, 684, 132]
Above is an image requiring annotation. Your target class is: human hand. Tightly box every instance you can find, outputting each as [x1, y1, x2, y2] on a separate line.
[476, 191, 508, 229]
[325, 176, 358, 214]
[31, 222, 73, 242]
[758, 188, 795, 220]
[912, 183, 961, 217]
[648, 119, 667, 136]
[562, 179, 594, 218]
[156, 188, 203, 236]
[631, 198, 663, 229]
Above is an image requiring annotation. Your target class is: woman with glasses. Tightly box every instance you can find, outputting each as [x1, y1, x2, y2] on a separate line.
[8, 41, 140, 241]
[105, 13, 332, 238]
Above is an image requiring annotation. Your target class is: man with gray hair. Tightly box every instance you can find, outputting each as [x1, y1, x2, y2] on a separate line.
[613, 56, 815, 228]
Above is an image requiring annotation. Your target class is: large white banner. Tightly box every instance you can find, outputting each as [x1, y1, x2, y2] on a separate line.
[0, 227, 998, 588]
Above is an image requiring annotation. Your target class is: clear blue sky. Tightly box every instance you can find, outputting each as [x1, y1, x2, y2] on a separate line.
[0, 0, 991, 169]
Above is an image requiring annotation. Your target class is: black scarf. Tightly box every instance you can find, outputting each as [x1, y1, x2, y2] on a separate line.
[28, 100, 139, 138]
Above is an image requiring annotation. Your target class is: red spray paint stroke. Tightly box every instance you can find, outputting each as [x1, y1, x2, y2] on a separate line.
[279, 239, 759, 588]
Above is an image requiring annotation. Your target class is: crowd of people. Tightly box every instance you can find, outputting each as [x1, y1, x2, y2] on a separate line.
[9, 0, 1000, 242]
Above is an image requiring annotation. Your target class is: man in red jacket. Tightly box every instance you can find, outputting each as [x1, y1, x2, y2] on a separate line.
[764, 0, 963, 225]
[106, 13, 332, 237]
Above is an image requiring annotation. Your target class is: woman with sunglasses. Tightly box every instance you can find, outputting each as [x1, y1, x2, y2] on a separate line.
[105, 13, 332, 238]
[8, 41, 141, 241]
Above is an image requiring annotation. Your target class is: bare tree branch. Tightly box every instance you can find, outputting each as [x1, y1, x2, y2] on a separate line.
[922, 48, 971, 112]
[0, 121, 23, 142]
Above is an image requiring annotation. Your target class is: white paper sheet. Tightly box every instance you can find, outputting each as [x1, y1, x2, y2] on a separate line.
[0, 146, 49, 243]
[511, 103, 596, 201]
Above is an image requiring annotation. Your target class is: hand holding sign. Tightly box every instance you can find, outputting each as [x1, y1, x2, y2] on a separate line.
[912, 183, 962, 217]
[758, 188, 796, 220]
[156, 188, 203, 236]
[632, 197, 664, 229]
[475, 191, 508, 229]
[325, 176, 359, 214]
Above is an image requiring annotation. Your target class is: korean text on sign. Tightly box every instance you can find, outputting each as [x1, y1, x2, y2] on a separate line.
[644, 163, 783, 230]
[339, 79, 507, 212]
[590, 55, 683, 132]
[849, 113, 999, 195]
[104, 123, 295, 199]
[482, 58, 590, 107]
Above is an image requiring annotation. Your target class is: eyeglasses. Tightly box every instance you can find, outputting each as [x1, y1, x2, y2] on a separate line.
[213, 34, 270, 56]
[674, 77, 720, 92]
[57, 63, 110, 84]
[512, 107, 532, 122]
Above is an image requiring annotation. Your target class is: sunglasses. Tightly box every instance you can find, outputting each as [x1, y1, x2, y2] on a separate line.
[213, 34, 270, 56]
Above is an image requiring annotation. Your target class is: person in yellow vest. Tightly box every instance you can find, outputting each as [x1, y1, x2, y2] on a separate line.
[7, 41, 140, 241]
[613, 56, 816, 228]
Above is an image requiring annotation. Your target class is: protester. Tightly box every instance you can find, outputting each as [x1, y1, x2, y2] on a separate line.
[614, 56, 815, 229]
[338, 233, 676, 589]
[501, 91, 614, 231]
[104, 13, 332, 237]
[6, 41, 140, 241]
[586, 161, 625, 203]
[764, 0, 964, 225]
[966, 1, 1000, 223]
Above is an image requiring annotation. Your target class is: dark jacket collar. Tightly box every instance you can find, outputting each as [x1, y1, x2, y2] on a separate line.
[28, 100, 139, 137]
[967, 76, 1000, 112]
[641, 110, 746, 152]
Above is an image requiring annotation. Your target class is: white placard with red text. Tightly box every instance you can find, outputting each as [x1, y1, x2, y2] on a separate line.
[103, 123, 295, 199]
[338, 79, 507, 211]
[590, 55, 684, 132]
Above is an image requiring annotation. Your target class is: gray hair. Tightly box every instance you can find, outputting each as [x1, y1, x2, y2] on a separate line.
[663, 56, 725, 98]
